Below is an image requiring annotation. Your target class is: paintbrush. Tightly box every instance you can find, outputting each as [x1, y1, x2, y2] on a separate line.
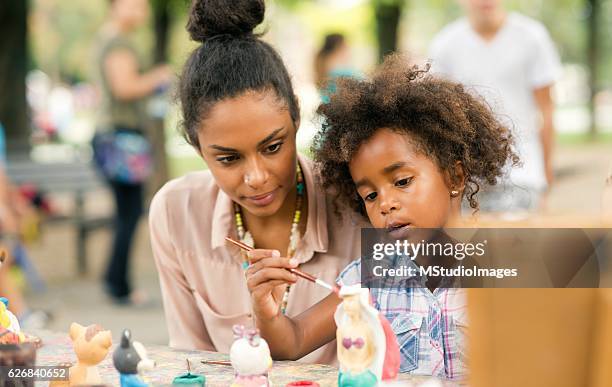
[225, 236, 340, 294]
[201, 360, 232, 366]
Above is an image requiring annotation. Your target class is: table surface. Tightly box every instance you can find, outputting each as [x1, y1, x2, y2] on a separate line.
[32, 330, 461, 387]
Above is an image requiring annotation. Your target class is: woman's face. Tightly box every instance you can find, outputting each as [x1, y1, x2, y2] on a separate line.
[349, 128, 461, 239]
[197, 91, 298, 218]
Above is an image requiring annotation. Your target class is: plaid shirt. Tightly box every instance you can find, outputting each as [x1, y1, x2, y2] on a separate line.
[337, 259, 468, 380]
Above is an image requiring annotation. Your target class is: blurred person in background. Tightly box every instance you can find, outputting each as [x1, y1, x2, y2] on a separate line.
[429, 0, 561, 213]
[314, 33, 360, 103]
[0, 123, 50, 329]
[93, 0, 172, 305]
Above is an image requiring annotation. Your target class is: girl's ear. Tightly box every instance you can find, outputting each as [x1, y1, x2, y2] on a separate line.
[445, 161, 467, 193]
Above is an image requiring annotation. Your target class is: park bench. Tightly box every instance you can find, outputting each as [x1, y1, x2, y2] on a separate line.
[5, 154, 112, 276]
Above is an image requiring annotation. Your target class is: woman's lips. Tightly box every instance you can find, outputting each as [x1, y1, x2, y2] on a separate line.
[245, 189, 278, 207]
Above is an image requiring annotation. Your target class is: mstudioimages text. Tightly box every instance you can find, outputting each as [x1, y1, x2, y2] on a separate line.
[372, 265, 519, 279]
[372, 239, 487, 261]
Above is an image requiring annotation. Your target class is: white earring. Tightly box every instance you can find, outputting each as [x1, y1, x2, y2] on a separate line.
[450, 190, 459, 197]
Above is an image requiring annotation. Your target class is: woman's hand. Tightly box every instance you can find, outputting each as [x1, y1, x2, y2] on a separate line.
[245, 249, 298, 321]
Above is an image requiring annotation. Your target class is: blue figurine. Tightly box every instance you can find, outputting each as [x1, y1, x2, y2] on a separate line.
[113, 329, 156, 387]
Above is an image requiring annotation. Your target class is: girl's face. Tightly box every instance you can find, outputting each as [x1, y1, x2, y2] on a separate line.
[197, 91, 298, 218]
[349, 128, 461, 238]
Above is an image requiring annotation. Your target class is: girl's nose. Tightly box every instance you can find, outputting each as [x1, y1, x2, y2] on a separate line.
[379, 191, 401, 215]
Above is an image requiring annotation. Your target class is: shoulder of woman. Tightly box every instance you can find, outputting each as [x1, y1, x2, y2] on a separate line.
[151, 170, 219, 214]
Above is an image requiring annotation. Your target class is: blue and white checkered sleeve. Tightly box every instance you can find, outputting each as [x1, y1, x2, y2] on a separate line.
[336, 259, 362, 287]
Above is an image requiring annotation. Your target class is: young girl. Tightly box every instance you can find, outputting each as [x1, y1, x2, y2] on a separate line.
[245, 55, 518, 379]
[148, 0, 363, 363]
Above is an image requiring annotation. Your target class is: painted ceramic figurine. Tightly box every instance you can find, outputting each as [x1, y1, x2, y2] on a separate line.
[48, 322, 112, 387]
[230, 325, 272, 387]
[334, 285, 400, 387]
[0, 297, 26, 343]
[113, 329, 156, 387]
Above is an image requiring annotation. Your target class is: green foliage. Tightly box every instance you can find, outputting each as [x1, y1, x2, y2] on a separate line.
[29, 0, 612, 87]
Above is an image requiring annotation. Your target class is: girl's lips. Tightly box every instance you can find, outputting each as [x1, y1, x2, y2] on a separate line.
[245, 189, 277, 207]
[387, 223, 412, 240]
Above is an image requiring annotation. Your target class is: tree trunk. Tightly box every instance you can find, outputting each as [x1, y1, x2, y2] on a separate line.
[149, 0, 171, 194]
[0, 0, 29, 151]
[586, 0, 600, 138]
[375, 1, 403, 63]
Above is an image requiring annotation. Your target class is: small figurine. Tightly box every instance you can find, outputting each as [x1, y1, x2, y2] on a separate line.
[70, 323, 113, 385]
[0, 297, 27, 344]
[0, 297, 21, 333]
[113, 329, 156, 387]
[49, 322, 112, 387]
[229, 325, 272, 387]
[334, 285, 400, 387]
[172, 359, 206, 386]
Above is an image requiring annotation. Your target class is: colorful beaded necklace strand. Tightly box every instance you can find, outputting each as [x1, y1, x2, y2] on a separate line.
[234, 163, 305, 315]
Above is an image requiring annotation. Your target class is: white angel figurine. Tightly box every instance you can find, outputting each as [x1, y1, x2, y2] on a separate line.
[335, 285, 400, 387]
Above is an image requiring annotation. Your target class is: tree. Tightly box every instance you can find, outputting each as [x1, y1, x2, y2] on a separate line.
[276, 0, 406, 64]
[0, 0, 29, 150]
[586, 0, 601, 137]
[374, 0, 404, 63]
[148, 0, 176, 191]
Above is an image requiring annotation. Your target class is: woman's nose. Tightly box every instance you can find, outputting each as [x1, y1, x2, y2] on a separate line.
[244, 159, 269, 189]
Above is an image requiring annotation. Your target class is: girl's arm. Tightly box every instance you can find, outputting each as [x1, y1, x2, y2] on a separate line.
[246, 250, 340, 360]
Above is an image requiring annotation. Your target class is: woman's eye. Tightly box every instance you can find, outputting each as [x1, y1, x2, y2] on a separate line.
[264, 142, 283, 154]
[216, 155, 240, 164]
[395, 177, 413, 187]
[364, 192, 377, 201]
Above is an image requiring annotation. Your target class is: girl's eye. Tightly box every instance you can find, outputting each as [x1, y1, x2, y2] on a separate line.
[395, 177, 413, 187]
[264, 142, 283, 154]
[216, 154, 240, 164]
[364, 192, 377, 202]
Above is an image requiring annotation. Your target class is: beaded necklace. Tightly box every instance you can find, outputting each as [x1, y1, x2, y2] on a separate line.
[234, 163, 305, 315]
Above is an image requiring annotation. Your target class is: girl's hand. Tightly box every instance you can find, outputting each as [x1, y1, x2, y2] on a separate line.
[245, 249, 298, 321]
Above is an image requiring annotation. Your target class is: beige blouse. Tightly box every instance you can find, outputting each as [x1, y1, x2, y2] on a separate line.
[149, 154, 365, 364]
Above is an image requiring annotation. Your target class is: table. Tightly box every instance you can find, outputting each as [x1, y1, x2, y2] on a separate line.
[32, 330, 461, 386]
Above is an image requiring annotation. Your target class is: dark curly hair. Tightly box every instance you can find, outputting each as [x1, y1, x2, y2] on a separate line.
[312, 55, 519, 218]
[179, 0, 300, 150]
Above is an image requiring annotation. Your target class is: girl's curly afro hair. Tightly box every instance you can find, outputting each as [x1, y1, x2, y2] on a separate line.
[312, 54, 520, 218]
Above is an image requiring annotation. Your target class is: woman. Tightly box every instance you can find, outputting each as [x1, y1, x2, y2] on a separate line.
[149, 0, 363, 363]
[94, 0, 172, 304]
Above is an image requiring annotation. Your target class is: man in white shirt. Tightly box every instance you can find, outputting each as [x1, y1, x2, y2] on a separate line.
[429, 0, 561, 212]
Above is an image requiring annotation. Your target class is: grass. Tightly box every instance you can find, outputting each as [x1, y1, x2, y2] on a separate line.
[556, 132, 612, 145]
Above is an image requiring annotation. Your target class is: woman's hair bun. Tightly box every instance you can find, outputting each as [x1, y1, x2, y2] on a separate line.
[187, 0, 265, 42]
